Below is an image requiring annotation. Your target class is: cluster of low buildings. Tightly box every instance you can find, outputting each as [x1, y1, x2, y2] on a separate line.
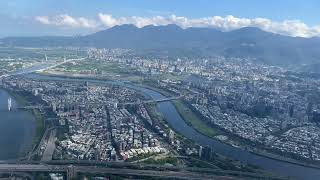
[2, 76, 169, 161]
[271, 126, 320, 160]
[86, 48, 229, 76]
[108, 104, 166, 160]
[86, 48, 320, 162]
[3, 47, 320, 164]
[180, 59, 320, 161]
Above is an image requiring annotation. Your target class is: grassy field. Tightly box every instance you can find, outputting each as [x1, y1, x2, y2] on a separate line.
[143, 156, 179, 166]
[156, 72, 188, 81]
[50, 60, 144, 82]
[32, 109, 45, 147]
[173, 100, 218, 138]
[61, 60, 134, 74]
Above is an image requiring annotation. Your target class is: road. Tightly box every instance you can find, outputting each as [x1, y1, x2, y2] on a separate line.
[76, 166, 237, 180]
[0, 162, 286, 180]
[41, 129, 56, 161]
[0, 57, 86, 79]
[34, 57, 86, 73]
[25, 127, 55, 160]
[0, 163, 218, 180]
[121, 95, 184, 105]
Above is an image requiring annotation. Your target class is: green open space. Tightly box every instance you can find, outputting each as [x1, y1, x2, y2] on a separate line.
[155, 73, 188, 81]
[52, 59, 143, 81]
[143, 156, 179, 166]
[32, 109, 45, 147]
[173, 100, 218, 138]
[60, 60, 119, 73]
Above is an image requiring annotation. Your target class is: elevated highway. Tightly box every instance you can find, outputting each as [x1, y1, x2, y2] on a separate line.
[0, 57, 85, 79]
[0, 161, 288, 180]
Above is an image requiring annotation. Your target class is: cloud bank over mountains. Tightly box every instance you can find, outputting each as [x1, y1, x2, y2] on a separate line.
[35, 15, 97, 28]
[35, 13, 320, 38]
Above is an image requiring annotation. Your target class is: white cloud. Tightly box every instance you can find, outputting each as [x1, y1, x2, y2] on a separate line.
[35, 16, 50, 25]
[98, 13, 120, 27]
[35, 14, 97, 28]
[35, 14, 320, 38]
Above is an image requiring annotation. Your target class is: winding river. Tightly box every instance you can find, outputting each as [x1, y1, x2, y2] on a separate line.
[23, 73, 320, 180]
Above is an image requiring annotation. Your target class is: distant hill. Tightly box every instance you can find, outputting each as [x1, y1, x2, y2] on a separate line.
[1, 24, 320, 66]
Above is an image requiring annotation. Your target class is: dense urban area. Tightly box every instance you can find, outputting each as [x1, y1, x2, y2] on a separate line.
[1, 46, 320, 179]
[3, 0, 320, 179]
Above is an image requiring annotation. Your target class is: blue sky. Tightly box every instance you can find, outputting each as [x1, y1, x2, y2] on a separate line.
[1, 0, 320, 37]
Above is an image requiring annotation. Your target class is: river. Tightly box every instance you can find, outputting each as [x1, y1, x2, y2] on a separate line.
[0, 89, 36, 160]
[22, 73, 320, 180]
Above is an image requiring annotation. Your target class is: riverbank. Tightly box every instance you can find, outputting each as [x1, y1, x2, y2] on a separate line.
[133, 81, 320, 170]
[172, 100, 218, 138]
[6, 89, 28, 106]
[172, 95, 320, 170]
[3, 88, 45, 158]
[24, 72, 320, 179]
[132, 81, 320, 172]
[42, 69, 143, 82]
[34, 72, 320, 168]
[31, 108, 45, 150]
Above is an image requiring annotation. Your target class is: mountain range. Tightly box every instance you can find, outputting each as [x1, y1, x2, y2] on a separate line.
[1, 24, 320, 67]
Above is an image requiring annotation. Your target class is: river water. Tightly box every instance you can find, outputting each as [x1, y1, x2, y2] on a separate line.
[0, 89, 36, 160]
[21, 73, 320, 179]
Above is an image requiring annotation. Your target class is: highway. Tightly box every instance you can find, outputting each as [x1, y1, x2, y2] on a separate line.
[0, 163, 220, 180]
[121, 95, 184, 105]
[0, 163, 221, 180]
[76, 166, 236, 180]
[24, 127, 56, 160]
[41, 129, 56, 161]
[33, 57, 86, 73]
[0, 161, 287, 180]
[0, 57, 86, 79]
[0, 164, 65, 172]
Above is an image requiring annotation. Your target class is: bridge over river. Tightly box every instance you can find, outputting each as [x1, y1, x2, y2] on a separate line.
[0, 57, 86, 79]
[5, 95, 183, 111]
[2, 59, 320, 180]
